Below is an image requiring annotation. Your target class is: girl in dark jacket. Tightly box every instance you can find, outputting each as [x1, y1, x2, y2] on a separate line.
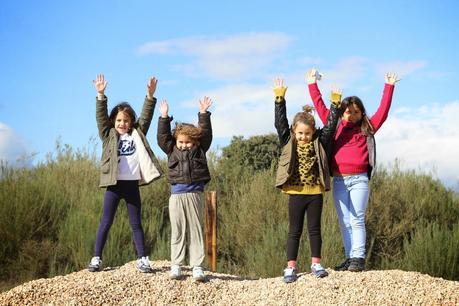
[157, 97, 213, 282]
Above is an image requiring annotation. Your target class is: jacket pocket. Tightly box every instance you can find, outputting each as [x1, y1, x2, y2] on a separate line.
[168, 160, 181, 177]
[192, 158, 209, 178]
[101, 156, 110, 174]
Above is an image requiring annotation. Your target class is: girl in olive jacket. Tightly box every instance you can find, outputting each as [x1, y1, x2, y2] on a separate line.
[88, 74, 163, 273]
[273, 77, 340, 283]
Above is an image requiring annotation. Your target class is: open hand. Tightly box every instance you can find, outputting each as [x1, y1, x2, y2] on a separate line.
[385, 72, 400, 85]
[273, 77, 287, 98]
[160, 100, 169, 118]
[93, 74, 107, 94]
[199, 96, 213, 113]
[147, 77, 158, 98]
[330, 85, 342, 107]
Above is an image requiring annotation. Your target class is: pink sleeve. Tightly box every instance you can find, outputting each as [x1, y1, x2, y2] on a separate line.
[308, 83, 330, 125]
[369, 83, 395, 133]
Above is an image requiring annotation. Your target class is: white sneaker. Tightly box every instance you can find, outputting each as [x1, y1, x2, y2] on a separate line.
[88, 256, 102, 272]
[137, 256, 152, 273]
[192, 266, 207, 282]
[170, 265, 182, 279]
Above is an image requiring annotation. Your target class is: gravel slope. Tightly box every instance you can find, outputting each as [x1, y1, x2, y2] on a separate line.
[1, 260, 458, 305]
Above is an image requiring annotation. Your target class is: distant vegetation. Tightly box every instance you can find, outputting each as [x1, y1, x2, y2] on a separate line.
[1, 136, 458, 291]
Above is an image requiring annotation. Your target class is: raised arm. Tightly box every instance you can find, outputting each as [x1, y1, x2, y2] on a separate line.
[369, 72, 399, 133]
[137, 76, 158, 134]
[273, 78, 290, 146]
[307, 69, 329, 125]
[157, 100, 175, 154]
[93, 74, 111, 140]
[319, 86, 342, 148]
[198, 96, 213, 152]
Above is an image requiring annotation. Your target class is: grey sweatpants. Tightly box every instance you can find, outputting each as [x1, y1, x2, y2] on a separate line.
[169, 192, 205, 267]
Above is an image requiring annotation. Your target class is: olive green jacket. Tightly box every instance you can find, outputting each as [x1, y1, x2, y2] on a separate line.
[274, 98, 339, 190]
[96, 95, 164, 187]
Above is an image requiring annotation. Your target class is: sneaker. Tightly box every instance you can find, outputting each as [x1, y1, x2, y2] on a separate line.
[88, 256, 102, 272]
[170, 265, 182, 279]
[334, 258, 351, 271]
[348, 257, 365, 272]
[137, 256, 153, 273]
[192, 266, 207, 282]
[283, 267, 297, 283]
[311, 263, 329, 278]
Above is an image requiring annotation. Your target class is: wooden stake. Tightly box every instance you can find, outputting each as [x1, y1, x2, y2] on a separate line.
[205, 191, 217, 271]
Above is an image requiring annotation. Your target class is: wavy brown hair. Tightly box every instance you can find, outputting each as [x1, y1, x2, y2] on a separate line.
[173, 123, 202, 145]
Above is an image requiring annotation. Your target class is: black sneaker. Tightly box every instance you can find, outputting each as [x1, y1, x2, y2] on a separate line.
[348, 257, 365, 272]
[333, 258, 351, 271]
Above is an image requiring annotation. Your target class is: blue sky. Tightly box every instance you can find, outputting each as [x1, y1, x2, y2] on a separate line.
[1, 1, 459, 188]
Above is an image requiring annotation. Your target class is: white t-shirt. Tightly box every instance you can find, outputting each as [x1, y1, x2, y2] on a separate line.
[117, 133, 141, 180]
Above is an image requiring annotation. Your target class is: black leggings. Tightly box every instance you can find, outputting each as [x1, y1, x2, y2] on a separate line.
[287, 194, 323, 260]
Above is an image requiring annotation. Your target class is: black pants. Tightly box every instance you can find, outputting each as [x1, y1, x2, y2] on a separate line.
[287, 194, 323, 260]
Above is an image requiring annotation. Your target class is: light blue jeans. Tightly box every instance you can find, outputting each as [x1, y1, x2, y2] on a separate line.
[333, 173, 369, 259]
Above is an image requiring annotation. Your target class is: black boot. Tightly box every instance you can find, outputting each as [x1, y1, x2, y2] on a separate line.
[333, 258, 351, 271]
[348, 257, 365, 272]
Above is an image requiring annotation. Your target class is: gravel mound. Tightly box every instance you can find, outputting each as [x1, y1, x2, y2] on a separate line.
[1, 260, 458, 305]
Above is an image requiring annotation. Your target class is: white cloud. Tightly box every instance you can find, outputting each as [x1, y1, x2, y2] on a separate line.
[377, 100, 459, 188]
[374, 60, 427, 79]
[0, 122, 30, 167]
[137, 32, 293, 80]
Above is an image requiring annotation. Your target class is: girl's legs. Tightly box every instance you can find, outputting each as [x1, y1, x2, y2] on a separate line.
[183, 192, 205, 267]
[305, 194, 323, 263]
[122, 181, 146, 258]
[287, 194, 308, 267]
[333, 177, 352, 258]
[347, 175, 369, 258]
[333, 174, 369, 259]
[169, 194, 187, 266]
[94, 185, 121, 257]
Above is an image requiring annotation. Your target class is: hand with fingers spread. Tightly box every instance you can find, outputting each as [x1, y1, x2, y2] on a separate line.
[147, 77, 158, 99]
[199, 96, 213, 113]
[93, 74, 107, 95]
[273, 77, 287, 102]
[306, 68, 322, 85]
[385, 72, 400, 85]
[330, 85, 343, 107]
[160, 100, 169, 118]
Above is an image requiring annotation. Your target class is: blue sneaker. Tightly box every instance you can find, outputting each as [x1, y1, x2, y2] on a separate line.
[283, 267, 298, 283]
[311, 263, 328, 278]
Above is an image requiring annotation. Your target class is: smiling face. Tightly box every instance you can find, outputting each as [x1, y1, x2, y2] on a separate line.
[293, 123, 315, 145]
[176, 134, 196, 151]
[114, 111, 132, 135]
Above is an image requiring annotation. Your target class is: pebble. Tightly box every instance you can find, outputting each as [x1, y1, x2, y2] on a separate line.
[0, 260, 458, 305]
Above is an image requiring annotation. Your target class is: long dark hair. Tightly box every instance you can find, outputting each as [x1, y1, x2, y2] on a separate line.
[109, 102, 137, 131]
[339, 96, 374, 136]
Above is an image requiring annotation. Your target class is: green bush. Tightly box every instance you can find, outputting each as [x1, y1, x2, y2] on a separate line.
[1, 140, 459, 292]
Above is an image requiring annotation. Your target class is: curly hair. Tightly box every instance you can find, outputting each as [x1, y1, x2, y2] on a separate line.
[173, 123, 202, 144]
[291, 105, 316, 132]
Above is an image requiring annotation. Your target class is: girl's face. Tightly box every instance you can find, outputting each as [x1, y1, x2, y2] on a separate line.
[293, 123, 315, 145]
[176, 134, 195, 151]
[342, 104, 363, 123]
[115, 111, 132, 135]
